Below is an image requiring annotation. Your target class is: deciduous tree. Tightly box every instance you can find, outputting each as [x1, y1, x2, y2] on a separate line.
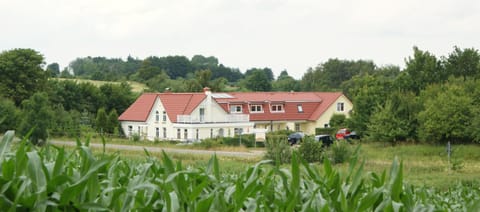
[18, 92, 53, 145]
[443, 46, 480, 80]
[0, 48, 47, 105]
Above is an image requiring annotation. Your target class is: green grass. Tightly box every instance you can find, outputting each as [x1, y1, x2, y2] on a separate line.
[49, 135, 480, 190]
[52, 136, 254, 153]
[2, 131, 480, 211]
[55, 78, 149, 93]
[339, 142, 480, 189]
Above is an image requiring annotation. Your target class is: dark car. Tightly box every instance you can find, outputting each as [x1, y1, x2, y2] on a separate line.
[288, 132, 305, 145]
[315, 134, 334, 147]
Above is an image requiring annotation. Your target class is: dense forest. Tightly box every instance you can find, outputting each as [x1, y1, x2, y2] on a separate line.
[1, 46, 480, 145]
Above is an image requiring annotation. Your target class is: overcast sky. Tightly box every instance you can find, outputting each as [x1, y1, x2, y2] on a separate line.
[1, 0, 479, 78]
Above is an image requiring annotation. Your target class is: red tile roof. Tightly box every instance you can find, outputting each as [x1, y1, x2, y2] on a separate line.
[158, 93, 206, 122]
[118, 93, 157, 121]
[216, 92, 343, 121]
[118, 93, 206, 122]
[119, 91, 345, 122]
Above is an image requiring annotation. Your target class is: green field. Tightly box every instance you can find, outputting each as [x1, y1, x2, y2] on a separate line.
[2, 132, 479, 210]
[54, 78, 149, 93]
[53, 136, 480, 190]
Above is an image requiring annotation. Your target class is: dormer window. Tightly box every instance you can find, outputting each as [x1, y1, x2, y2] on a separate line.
[297, 104, 303, 113]
[230, 105, 242, 113]
[271, 104, 284, 113]
[250, 104, 263, 113]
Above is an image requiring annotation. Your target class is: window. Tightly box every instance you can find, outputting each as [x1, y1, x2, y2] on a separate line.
[210, 129, 213, 138]
[128, 125, 132, 136]
[196, 129, 199, 140]
[234, 128, 243, 136]
[155, 127, 160, 138]
[199, 108, 205, 122]
[163, 127, 167, 138]
[155, 111, 159, 122]
[184, 129, 188, 139]
[271, 104, 284, 112]
[337, 102, 344, 112]
[230, 105, 242, 113]
[218, 128, 224, 137]
[297, 104, 303, 113]
[250, 104, 263, 113]
[295, 123, 300, 132]
[177, 129, 181, 139]
[324, 123, 329, 128]
[162, 111, 167, 122]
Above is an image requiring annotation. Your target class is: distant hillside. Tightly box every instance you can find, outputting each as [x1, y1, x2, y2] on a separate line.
[54, 78, 149, 93]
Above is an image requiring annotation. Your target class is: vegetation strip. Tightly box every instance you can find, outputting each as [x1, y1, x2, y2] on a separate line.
[2, 131, 480, 211]
[49, 140, 264, 158]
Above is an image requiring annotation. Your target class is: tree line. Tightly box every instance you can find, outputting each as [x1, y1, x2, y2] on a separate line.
[1, 46, 480, 144]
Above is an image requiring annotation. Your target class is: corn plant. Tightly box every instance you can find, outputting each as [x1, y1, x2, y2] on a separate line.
[0, 130, 479, 211]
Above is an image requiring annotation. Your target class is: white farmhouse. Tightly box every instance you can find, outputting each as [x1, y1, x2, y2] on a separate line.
[118, 88, 353, 141]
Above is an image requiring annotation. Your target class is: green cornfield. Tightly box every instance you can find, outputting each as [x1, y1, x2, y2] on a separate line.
[1, 130, 479, 211]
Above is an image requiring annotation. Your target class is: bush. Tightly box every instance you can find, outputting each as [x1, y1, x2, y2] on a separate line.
[264, 136, 291, 164]
[315, 127, 336, 136]
[222, 134, 254, 147]
[131, 133, 141, 142]
[329, 140, 351, 164]
[298, 137, 324, 163]
[194, 138, 222, 149]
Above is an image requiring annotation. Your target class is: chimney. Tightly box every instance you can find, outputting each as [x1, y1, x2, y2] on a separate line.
[203, 87, 211, 96]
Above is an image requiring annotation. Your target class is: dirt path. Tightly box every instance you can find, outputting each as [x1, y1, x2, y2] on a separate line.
[50, 140, 265, 159]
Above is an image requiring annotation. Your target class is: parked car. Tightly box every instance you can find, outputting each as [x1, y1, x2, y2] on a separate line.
[288, 132, 305, 145]
[335, 128, 360, 140]
[314, 134, 334, 147]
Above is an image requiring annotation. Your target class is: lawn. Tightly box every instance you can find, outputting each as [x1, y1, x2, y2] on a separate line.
[355, 142, 480, 189]
[54, 78, 149, 93]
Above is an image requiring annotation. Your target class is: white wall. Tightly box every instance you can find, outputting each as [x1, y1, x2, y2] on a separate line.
[121, 95, 255, 142]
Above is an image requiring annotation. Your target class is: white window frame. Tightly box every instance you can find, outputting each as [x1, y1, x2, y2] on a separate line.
[218, 128, 224, 137]
[337, 102, 344, 112]
[250, 104, 263, 113]
[230, 105, 242, 113]
[162, 111, 167, 122]
[271, 104, 284, 113]
[128, 125, 133, 136]
[297, 104, 303, 113]
[163, 127, 167, 138]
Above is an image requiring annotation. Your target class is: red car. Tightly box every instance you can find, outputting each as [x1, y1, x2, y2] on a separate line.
[336, 128, 359, 140]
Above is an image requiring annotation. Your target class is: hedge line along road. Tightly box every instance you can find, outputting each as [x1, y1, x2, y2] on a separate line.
[49, 140, 265, 159]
